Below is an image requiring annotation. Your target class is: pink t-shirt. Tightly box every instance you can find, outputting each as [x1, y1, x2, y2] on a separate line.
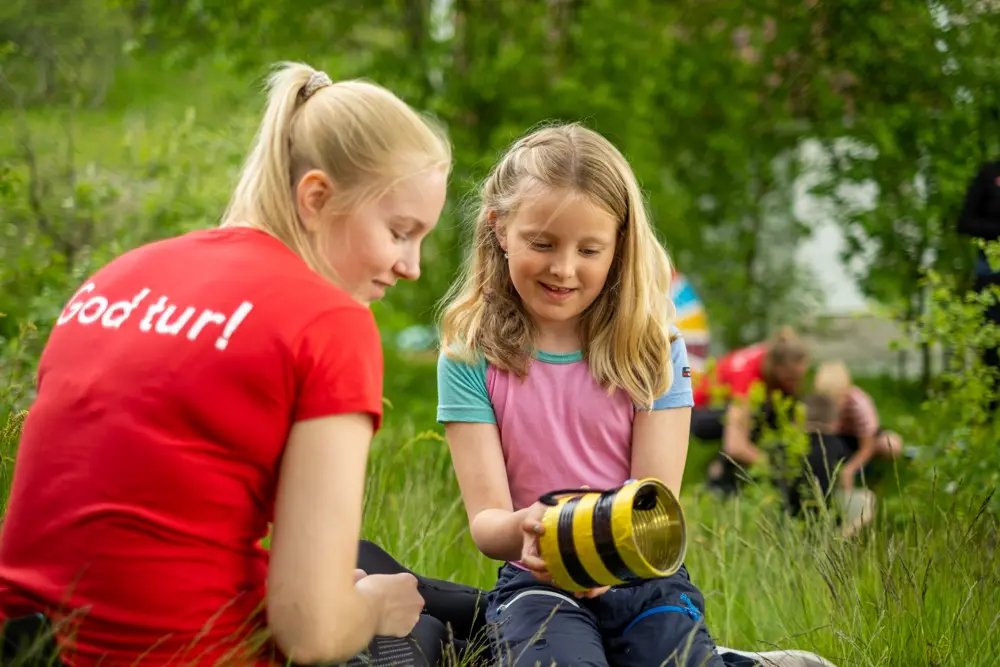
[831, 385, 880, 438]
[436, 334, 693, 513]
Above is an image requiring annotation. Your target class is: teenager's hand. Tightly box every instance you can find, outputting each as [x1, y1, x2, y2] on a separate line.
[519, 502, 552, 583]
[355, 573, 425, 638]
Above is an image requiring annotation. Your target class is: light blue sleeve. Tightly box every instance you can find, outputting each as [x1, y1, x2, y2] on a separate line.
[650, 328, 695, 410]
[436, 349, 498, 424]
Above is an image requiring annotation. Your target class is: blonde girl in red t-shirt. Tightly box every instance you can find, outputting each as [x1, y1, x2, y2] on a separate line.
[0, 62, 479, 667]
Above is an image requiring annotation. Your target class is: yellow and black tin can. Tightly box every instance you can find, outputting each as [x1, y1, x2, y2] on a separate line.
[537, 478, 687, 593]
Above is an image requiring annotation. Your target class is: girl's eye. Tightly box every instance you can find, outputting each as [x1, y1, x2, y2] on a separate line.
[392, 230, 407, 241]
[529, 241, 550, 250]
[581, 248, 600, 256]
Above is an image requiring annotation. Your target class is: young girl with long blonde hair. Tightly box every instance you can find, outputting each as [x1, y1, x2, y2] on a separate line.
[436, 123, 837, 667]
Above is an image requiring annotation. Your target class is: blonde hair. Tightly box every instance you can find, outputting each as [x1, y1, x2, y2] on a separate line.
[438, 123, 676, 408]
[761, 326, 810, 387]
[803, 393, 838, 428]
[814, 360, 852, 403]
[220, 62, 452, 283]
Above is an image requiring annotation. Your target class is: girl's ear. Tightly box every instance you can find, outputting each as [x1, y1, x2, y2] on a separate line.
[296, 169, 334, 233]
[488, 209, 508, 252]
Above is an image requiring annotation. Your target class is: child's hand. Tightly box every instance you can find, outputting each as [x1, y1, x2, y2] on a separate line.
[574, 586, 611, 599]
[519, 501, 552, 583]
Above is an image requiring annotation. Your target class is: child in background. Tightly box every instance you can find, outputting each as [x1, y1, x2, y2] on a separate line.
[799, 394, 877, 538]
[813, 361, 904, 490]
[436, 123, 837, 667]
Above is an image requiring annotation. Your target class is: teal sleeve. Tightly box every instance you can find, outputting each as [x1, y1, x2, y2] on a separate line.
[436, 350, 497, 424]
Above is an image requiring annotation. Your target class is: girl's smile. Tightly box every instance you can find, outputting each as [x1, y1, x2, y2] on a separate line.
[539, 282, 577, 301]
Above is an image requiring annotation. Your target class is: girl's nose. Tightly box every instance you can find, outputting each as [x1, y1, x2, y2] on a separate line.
[394, 250, 421, 281]
[549, 254, 574, 279]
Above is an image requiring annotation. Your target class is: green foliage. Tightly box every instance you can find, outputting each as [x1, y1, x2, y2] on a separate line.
[0, 321, 36, 514]
[805, 0, 1000, 366]
[750, 389, 813, 487]
[905, 238, 1000, 512]
[0, 0, 131, 108]
[7, 0, 998, 350]
[0, 410, 23, 517]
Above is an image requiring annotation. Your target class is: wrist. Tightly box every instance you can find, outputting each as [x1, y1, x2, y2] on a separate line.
[343, 578, 383, 643]
[354, 577, 385, 619]
[471, 508, 530, 562]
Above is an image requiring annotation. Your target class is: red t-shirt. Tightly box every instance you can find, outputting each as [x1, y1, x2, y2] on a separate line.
[0, 227, 384, 666]
[693, 343, 767, 408]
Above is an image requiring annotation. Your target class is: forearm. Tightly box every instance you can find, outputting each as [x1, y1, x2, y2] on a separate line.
[268, 413, 383, 665]
[269, 585, 378, 665]
[738, 442, 763, 466]
[470, 507, 531, 562]
[720, 403, 763, 466]
[330, 589, 381, 658]
[631, 408, 691, 498]
[723, 433, 762, 466]
[845, 435, 876, 471]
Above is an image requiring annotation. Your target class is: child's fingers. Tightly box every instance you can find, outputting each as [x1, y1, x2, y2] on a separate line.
[574, 585, 611, 598]
[526, 523, 544, 536]
[521, 552, 547, 569]
[521, 553, 549, 574]
[521, 516, 545, 535]
[527, 568, 553, 583]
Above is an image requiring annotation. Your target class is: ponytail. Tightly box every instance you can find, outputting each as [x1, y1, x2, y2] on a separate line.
[222, 63, 319, 268]
[221, 61, 452, 283]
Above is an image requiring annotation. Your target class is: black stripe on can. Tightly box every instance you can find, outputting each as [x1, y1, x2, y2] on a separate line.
[592, 490, 634, 582]
[556, 497, 601, 590]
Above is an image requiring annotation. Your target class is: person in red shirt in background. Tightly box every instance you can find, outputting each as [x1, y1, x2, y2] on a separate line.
[691, 327, 811, 495]
[0, 62, 482, 667]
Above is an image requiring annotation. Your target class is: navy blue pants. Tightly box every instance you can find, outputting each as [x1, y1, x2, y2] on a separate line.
[484, 563, 729, 667]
